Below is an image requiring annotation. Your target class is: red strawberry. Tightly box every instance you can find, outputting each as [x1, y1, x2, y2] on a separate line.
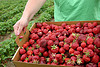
[61, 23, 66, 28]
[36, 23, 42, 28]
[39, 47, 45, 53]
[21, 53, 27, 61]
[94, 48, 99, 54]
[83, 47, 88, 53]
[83, 55, 90, 62]
[39, 39, 47, 48]
[33, 49, 39, 55]
[69, 48, 75, 54]
[32, 56, 39, 60]
[74, 51, 80, 56]
[87, 37, 93, 44]
[71, 24, 76, 28]
[31, 28, 38, 33]
[27, 47, 34, 50]
[47, 40, 54, 46]
[58, 36, 64, 41]
[53, 58, 58, 64]
[98, 62, 100, 67]
[23, 43, 28, 48]
[88, 23, 94, 29]
[83, 23, 88, 27]
[43, 29, 48, 34]
[51, 62, 57, 65]
[28, 56, 32, 61]
[91, 54, 99, 64]
[55, 54, 62, 60]
[86, 63, 97, 67]
[93, 27, 99, 34]
[29, 39, 34, 45]
[44, 36, 50, 40]
[59, 47, 65, 53]
[27, 50, 33, 56]
[54, 40, 59, 45]
[43, 51, 48, 57]
[76, 27, 81, 33]
[89, 33, 93, 37]
[39, 60, 46, 64]
[93, 22, 97, 27]
[59, 41, 64, 47]
[94, 38, 100, 48]
[76, 22, 81, 28]
[81, 42, 86, 48]
[47, 45, 51, 50]
[68, 28, 75, 34]
[71, 42, 79, 49]
[37, 32, 43, 36]
[71, 56, 77, 62]
[77, 47, 83, 52]
[50, 35, 57, 41]
[24, 58, 28, 63]
[51, 45, 59, 53]
[65, 25, 71, 30]
[64, 44, 69, 50]
[87, 44, 94, 50]
[19, 48, 26, 54]
[30, 33, 39, 40]
[87, 29, 93, 33]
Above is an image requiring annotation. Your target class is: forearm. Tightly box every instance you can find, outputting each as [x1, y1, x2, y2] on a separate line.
[21, 0, 46, 21]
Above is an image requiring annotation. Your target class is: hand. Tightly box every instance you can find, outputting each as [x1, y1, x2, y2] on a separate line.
[13, 18, 29, 36]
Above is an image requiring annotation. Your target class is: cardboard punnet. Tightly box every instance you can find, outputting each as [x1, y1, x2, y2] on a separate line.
[12, 21, 100, 67]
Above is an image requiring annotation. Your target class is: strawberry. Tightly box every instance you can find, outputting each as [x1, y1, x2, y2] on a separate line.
[59, 41, 64, 47]
[27, 50, 33, 56]
[91, 54, 99, 64]
[87, 29, 93, 33]
[58, 36, 64, 41]
[51, 45, 59, 53]
[64, 44, 69, 50]
[89, 33, 93, 37]
[55, 54, 62, 60]
[94, 38, 100, 48]
[23, 43, 28, 48]
[39, 60, 46, 64]
[30, 33, 39, 40]
[29, 39, 34, 45]
[24, 58, 28, 63]
[83, 55, 90, 62]
[87, 37, 93, 44]
[76, 22, 81, 28]
[76, 27, 81, 33]
[28, 56, 32, 61]
[94, 48, 99, 54]
[69, 48, 75, 54]
[50, 35, 57, 41]
[19, 48, 26, 54]
[47, 40, 54, 46]
[59, 47, 65, 53]
[81, 42, 86, 48]
[83, 47, 88, 53]
[43, 51, 48, 57]
[33, 49, 39, 55]
[71, 24, 76, 28]
[83, 23, 88, 27]
[93, 22, 97, 27]
[98, 62, 100, 67]
[87, 44, 94, 50]
[39, 39, 47, 48]
[71, 56, 76, 62]
[31, 28, 38, 33]
[32, 56, 39, 60]
[65, 25, 71, 30]
[93, 27, 99, 34]
[36, 23, 42, 28]
[74, 51, 80, 56]
[54, 40, 59, 45]
[51, 62, 57, 65]
[77, 47, 83, 52]
[20, 53, 27, 61]
[68, 28, 75, 34]
[71, 42, 79, 49]
[61, 23, 66, 28]
[27, 47, 34, 51]
[37, 32, 43, 36]
[39, 47, 45, 53]
[47, 62, 51, 65]
[88, 23, 94, 29]
[43, 29, 48, 34]
[78, 34, 86, 43]
[44, 36, 50, 40]
[86, 63, 97, 67]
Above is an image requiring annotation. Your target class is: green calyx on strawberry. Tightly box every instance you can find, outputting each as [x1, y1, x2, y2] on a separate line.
[33, 60, 39, 64]
[51, 44, 59, 53]
[36, 44, 40, 48]
[77, 58, 82, 65]
[84, 50, 90, 57]
[53, 58, 58, 63]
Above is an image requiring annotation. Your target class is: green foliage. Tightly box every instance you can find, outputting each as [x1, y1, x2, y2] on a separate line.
[0, 33, 18, 64]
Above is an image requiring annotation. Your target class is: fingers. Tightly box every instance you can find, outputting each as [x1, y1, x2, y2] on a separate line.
[13, 22, 19, 36]
[17, 23, 23, 35]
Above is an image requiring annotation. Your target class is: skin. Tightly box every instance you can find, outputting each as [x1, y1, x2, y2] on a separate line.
[13, 0, 46, 35]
